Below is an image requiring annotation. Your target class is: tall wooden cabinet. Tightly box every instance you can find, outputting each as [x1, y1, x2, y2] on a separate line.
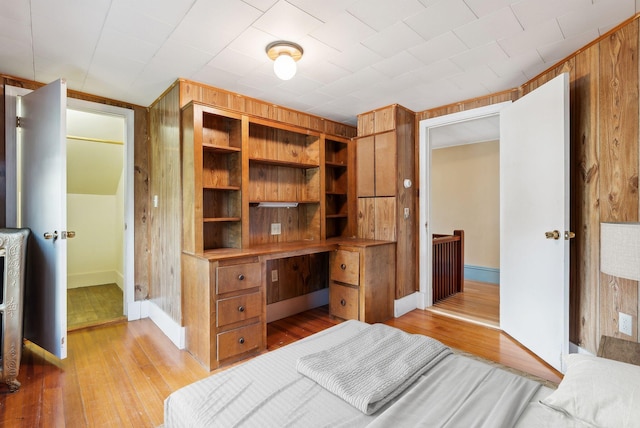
[355, 104, 417, 299]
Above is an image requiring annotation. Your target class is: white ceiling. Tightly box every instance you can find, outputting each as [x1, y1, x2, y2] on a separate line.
[1, 0, 637, 125]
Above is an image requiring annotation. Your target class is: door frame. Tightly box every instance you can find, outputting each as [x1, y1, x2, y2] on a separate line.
[417, 101, 511, 310]
[4, 85, 138, 320]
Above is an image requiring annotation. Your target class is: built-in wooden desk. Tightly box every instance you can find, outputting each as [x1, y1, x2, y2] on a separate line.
[182, 238, 395, 370]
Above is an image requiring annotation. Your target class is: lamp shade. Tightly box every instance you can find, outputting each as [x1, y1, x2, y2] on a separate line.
[600, 222, 640, 280]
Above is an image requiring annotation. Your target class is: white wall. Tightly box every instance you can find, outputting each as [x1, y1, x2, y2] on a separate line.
[67, 193, 121, 289]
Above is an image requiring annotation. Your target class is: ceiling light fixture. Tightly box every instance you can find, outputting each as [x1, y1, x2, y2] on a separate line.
[266, 41, 303, 81]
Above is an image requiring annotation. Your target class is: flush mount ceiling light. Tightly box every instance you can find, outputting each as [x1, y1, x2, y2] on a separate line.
[266, 41, 303, 81]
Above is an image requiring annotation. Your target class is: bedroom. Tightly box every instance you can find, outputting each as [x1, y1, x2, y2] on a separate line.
[1, 0, 639, 426]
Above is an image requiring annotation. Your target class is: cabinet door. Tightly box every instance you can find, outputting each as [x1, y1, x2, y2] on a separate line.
[374, 132, 396, 197]
[356, 136, 375, 197]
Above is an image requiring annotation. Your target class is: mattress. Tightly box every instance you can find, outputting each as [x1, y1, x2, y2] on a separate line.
[165, 320, 573, 427]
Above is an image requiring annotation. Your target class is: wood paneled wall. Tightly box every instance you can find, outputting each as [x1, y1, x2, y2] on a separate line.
[416, 17, 640, 354]
[0, 75, 151, 302]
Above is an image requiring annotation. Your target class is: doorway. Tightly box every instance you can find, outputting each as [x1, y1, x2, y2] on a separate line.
[428, 137, 500, 328]
[66, 108, 126, 329]
[418, 102, 511, 326]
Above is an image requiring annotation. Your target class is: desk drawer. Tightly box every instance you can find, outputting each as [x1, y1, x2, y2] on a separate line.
[330, 250, 359, 285]
[217, 291, 262, 327]
[217, 322, 262, 361]
[217, 262, 261, 294]
[330, 282, 359, 320]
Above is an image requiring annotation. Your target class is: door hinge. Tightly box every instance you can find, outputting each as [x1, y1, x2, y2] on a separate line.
[16, 116, 21, 128]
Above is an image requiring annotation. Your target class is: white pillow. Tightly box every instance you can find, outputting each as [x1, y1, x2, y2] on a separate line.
[540, 353, 640, 428]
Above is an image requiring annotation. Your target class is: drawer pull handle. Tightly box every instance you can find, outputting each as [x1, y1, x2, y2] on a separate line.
[238, 337, 245, 345]
[238, 274, 245, 281]
[238, 306, 245, 313]
[340, 263, 346, 270]
[340, 299, 346, 306]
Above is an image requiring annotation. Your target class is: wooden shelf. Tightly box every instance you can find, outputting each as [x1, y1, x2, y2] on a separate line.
[203, 217, 242, 223]
[203, 143, 241, 153]
[249, 157, 319, 169]
[203, 185, 240, 191]
[249, 200, 320, 205]
[325, 161, 347, 168]
[326, 213, 348, 219]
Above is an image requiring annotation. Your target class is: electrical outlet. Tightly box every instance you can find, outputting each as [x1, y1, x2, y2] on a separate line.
[271, 269, 278, 282]
[404, 207, 410, 219]
[619, 312, 633, 336]
[271, 223, 281, 235]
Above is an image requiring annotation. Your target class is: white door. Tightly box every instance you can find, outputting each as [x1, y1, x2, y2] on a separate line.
[19, 79, 68, 359]
[500, 73, 570, 373]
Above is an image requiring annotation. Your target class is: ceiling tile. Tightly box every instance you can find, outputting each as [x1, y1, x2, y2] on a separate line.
[497, 19, 564, 57]
[228, 27, 278, 62]
[253, 0, 323, 40]
[190, 65, 243, 93]
[511, 0, 592, 30]
[405, 0, 476, 42]
[362, 22, 425, 58]
[371, 51, 424, 77]
[557, 0, 635, 38]
[328, 44, 383, 72]
[171, 0, 262, 55]
[409, 59, 463, 83]
[0, 35, 34, 79]
[241, 0, 278, 12]
[450, 42, 509, 71]
[0, 0, 30, 39]
[294, 35, 341, 65]
[488, 50, 545, 78]
[454, 7, 522, 49]
[145, 39, 214, 78]
[448, 65, 496, 92]
[537, 29, 599, 64]
[95, 28, 158, 65]
[272, 74, 323, 96]
[115, 0, 195, 27]
[462, 0, 520, 18]
[286, 0, 358, 22]
[207, 48, 264, 76]
[105, 0, 175, 46]
[299, 60, 350, 84]
[319, 67, 386, 97]
[310, 12, 376, 51]
[408, 32, 468, 65]
[347, 0, 425, 31]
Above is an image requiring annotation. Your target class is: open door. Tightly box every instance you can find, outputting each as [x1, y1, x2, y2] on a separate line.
[19, 79, 69, 359]
[500, 73, 570, 373]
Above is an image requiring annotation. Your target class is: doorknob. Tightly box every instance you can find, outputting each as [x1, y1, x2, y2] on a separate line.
[564, 231, 575, 240]
[545, 230, 560, 240]
[44, 231, 58, 240]
[62, 231, 76, 239]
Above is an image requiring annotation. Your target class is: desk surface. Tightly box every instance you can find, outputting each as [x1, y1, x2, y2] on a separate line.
[185, 238, 395, 262]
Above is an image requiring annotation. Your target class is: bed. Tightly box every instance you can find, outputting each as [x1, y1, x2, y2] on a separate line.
[165, 320, 640, 428]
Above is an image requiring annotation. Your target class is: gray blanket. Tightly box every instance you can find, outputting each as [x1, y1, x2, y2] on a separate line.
[296, 323, 452, 415]
[367, 354, 543, 428]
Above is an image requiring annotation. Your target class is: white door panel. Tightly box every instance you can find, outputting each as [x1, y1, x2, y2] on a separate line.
[19, 79, 68, 359]
[500, 73, 570, 373]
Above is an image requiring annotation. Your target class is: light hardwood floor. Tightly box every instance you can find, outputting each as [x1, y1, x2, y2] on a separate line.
[0, 305, 561, 427]
[428, 280, 500, 328]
